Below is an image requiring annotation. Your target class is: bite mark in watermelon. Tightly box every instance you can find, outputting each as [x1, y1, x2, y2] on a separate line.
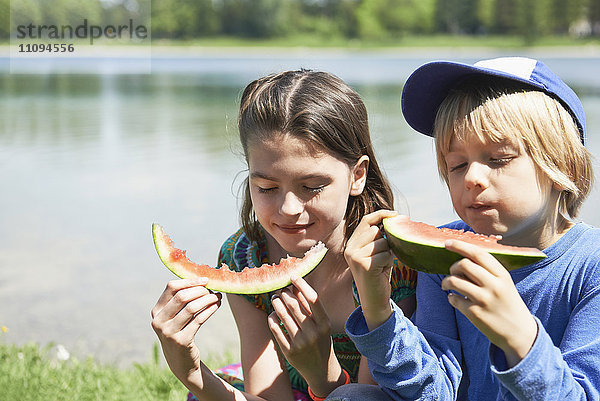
[382, 216, 546, 275]
[152, 224, 328, 294]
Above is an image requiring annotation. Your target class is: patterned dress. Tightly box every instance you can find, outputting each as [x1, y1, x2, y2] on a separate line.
[188, 227, 417, 401]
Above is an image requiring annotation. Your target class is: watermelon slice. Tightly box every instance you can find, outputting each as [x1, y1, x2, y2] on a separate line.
[382, 216, 546, 275]
[152, 224, 328, 294]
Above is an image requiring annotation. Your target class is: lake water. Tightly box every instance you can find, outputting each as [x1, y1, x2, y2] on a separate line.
[1, 49, 599, 367]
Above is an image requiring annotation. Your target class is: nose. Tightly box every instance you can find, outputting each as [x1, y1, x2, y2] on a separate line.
[463, 162, 489, 191]
[279, 191, 304, 216]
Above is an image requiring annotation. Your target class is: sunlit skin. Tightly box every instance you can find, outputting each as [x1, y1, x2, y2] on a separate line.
[444, 135, 567, 250]
[247, 134, 366, 259]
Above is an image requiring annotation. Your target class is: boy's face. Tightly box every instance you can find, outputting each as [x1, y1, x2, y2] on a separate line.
[444, 134, 559, 248]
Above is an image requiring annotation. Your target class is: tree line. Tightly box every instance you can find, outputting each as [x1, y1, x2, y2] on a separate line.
[3, 0, 600, 42]
[152, 0, 600, 41]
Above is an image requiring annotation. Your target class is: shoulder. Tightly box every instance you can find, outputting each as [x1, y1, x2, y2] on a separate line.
[548, 223, 600, 294]
[575, 222, 600, 245]
[572, 223, 600, 274]
[561, 223, 600, 264]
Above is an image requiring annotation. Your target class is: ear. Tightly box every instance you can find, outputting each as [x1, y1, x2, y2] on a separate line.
[350, 155, 369, 196]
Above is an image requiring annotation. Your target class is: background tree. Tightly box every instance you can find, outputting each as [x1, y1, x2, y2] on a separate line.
[491, 0, 518, 34]
[218, 0, 286, 38]
[152, 0, 218, 39]
[589, 0, 600, 35]
[4, 0, 599, 42]
[434, 0, 481, 34]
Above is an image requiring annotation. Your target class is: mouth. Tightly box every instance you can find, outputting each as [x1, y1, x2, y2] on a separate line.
[275, 223, 314, 233]
[468, 203, 492, 212]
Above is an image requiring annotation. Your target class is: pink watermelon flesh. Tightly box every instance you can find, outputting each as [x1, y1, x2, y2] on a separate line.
[152, 223, 328, 294]
[382, 215, 546, 274]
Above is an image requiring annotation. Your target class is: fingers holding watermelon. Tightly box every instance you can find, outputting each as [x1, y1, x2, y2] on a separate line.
[268, 278, 331, 349]
[445, 239, 511, 278]
[267, 278, 338, 391]
[153, 279, 222, 323]
[345, 210, 397, 330]
[270, 292, 302, 339]
[441, 240, 538, 368]
[151, 278, 223, 381]
[278, 287, 313, 331]
[344, 210, 397, 281]
[290, 276, 331, 325]
[152, 278, 208, 317]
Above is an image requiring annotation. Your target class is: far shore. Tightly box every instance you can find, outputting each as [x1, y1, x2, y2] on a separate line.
[1, 37, 600, 59]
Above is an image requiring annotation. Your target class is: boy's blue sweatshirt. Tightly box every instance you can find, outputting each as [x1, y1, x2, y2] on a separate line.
[346, 222, 600, 400]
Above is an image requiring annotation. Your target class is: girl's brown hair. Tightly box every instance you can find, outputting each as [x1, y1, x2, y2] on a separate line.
[238, 69, 393, 242]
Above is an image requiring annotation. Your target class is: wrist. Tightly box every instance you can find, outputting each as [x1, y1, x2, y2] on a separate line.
[179, 365, 206, 394]
[363, 298, 393, 331]
[501, 315, 539, 368]
[308, 368, 351, 401]
[305, 348, 349, 400]
[354, 274, 391, 305]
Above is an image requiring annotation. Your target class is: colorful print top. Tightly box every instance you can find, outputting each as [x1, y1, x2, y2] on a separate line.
[218, 227, 417, 394]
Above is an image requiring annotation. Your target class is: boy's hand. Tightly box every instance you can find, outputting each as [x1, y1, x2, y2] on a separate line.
[344, 209, 398, 330]
[441, 240, 538, 368]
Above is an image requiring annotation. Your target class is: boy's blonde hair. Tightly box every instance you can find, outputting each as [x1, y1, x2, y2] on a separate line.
[434, 77, 594, 221]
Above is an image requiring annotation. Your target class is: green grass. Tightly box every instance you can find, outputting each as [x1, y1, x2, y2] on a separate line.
[0, 342, 236, 401]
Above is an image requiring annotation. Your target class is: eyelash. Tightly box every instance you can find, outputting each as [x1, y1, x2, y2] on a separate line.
[449, 163, 466, 172]
[305, 185, 324, 193]
[490, 157, 512, 166]
[448, 157, 513, 172]
[256, 185, 325, 194]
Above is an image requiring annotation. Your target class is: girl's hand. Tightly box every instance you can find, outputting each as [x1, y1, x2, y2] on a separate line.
[151, 278, 222, 382]
[267, 277, 343, 398]
[344, 209, 398, 329]
[441, 240, 538, 368]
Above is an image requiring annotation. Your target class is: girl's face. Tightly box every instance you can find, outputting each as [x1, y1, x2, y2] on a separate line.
[444, 134, 561, 248]
[247, 135, 366, 257]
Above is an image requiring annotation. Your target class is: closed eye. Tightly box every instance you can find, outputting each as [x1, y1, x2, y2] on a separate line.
[489, 157, 514, 167]
[257, 186, 276, 193]
[448, 162, 467, 172]
[304, 185, 325, 193]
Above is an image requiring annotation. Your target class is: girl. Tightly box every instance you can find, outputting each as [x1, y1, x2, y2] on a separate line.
[151, 70, 417, 401]
[334, 57, 600, 400]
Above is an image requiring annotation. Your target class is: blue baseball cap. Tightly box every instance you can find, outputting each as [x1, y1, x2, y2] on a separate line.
[401, 57, 587, 145]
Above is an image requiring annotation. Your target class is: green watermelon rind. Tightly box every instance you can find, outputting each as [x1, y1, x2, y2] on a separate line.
[152, 223, 328, 294]
[382, 217, 546, 275]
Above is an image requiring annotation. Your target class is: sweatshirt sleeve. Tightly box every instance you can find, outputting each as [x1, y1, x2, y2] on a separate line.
[345, 271, 464, 401]
[490, 285, 600, 400]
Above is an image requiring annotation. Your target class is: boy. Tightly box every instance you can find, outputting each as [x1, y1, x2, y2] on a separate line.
[333, 57, 600, 400]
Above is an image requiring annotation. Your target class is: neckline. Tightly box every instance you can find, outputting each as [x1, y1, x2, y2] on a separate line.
[511, 222, 588, 274]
